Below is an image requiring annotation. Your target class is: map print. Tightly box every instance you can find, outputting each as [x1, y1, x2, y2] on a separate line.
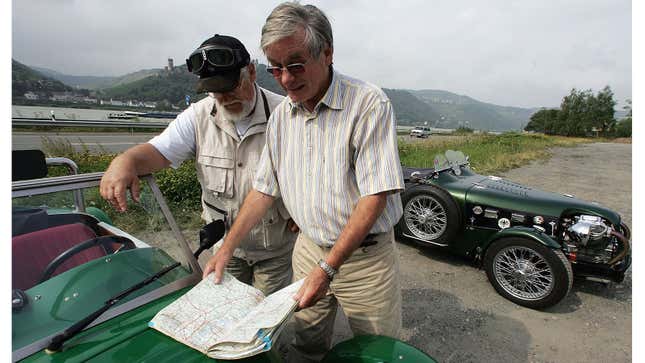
[150, 272, 303, 359]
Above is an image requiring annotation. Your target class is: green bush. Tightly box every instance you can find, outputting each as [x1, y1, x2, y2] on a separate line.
[614, 118, 631, 137]
[40, 140, 202, 218]
[155, 160, 201, 208]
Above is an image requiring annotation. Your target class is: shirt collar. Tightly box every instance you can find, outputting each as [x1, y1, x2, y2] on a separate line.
[288, 69, 344, 112]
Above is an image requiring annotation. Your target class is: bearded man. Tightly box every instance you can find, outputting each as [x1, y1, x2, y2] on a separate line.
[100, 34, 296, 295]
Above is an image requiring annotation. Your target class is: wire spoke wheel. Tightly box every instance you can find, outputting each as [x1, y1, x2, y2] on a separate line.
[404, 194, 447, 240]
[493, 246, 554, 301]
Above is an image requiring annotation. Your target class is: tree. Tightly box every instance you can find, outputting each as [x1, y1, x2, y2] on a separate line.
[556, 86, 616, 137]
[525, 108, 560, 134]
[594, 86, 616, 136]
[614, 99, 632, 137]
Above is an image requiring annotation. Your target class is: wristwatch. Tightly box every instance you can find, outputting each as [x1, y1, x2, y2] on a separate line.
[317, 259, 337, 281]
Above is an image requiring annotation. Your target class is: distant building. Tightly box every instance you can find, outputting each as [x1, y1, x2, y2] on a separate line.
[168, 58, 174, 71]
[24, 92, 39, 100]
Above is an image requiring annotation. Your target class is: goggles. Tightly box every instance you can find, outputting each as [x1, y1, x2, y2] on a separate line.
[186, 45, 247, 74]
[265, 61, 307, 77]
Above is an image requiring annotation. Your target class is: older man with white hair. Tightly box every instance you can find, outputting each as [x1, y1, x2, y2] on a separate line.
[100, 34, 296, 296]
[204, 4, 405, 362]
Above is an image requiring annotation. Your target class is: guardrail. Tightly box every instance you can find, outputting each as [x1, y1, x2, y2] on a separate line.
[12, 117, 170, 129]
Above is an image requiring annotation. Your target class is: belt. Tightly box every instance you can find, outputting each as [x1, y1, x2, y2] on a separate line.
[318, 232, 387, 249]
[359, 233, 379, 247]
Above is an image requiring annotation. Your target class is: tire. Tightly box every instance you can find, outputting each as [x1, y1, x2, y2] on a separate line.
[620, 222, 631, 240]
[484, 237, 573, 309]
[397, 184, 461, 245]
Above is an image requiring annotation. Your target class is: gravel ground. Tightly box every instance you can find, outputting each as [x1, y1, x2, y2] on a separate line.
[326, 142, 632, 362]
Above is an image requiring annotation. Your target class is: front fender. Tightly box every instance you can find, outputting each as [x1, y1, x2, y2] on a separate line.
[483, 226, 562, 252]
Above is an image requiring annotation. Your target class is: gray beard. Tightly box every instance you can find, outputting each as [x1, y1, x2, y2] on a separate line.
[214, 98, 254, 122]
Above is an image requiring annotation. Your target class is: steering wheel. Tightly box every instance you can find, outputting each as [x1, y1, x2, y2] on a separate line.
[39, 235, 136, 284]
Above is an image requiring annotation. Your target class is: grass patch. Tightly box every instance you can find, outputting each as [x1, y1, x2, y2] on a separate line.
[34, 132, 590, 231]
[398, 132, 589, 174]
[40, 138, 203, 231]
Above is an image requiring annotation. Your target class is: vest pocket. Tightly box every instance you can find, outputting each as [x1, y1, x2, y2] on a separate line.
[198, 154, 235, 198]
[260, 207, 281, 250]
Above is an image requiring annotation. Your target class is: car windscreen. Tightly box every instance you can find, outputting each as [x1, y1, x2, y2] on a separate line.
[11, 174, 199, 354]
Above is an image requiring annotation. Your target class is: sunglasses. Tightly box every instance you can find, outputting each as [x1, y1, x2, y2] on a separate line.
[186, 45, 245, 74]
[265, 62, 307, 77]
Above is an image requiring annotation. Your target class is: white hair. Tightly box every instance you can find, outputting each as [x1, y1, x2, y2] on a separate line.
[261, 2, 333, 58]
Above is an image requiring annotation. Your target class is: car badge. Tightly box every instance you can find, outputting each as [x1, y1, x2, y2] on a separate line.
[511, 213, 525, 223]
[498, 218, 511, 229]
[533, 216, 544, 224]
[472, 206, 483, 215]
[484, 209, 498, 219]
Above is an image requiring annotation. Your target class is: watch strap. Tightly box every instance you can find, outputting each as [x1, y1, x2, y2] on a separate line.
[317, 259, 337, 281]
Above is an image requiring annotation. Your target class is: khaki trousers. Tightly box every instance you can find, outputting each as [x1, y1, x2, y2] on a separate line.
[226, 248, 293, 296]
[288, 230, 402, 362]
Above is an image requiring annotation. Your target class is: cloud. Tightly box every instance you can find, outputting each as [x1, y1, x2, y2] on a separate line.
[12, 0, 631, 108]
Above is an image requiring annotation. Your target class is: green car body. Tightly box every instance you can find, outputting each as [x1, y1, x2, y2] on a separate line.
[397, 151, 631, 308]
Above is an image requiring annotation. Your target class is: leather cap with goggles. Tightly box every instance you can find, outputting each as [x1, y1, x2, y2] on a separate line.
[187, 34, 251, 93]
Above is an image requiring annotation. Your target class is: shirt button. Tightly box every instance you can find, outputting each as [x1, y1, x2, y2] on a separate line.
[237, 162, 243, 167]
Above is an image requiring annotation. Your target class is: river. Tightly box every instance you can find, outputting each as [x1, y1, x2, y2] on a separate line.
[12, 105, 175, 122]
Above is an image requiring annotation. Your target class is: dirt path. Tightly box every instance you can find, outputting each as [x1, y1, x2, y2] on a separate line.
[394, 142, 631, 362]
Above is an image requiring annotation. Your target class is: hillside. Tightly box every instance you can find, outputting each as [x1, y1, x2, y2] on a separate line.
[382, 89, 440, 125]
[15, 61, 549, 130]
[12, 59, 74, 97]
[410, 89, 536, 130]
[33, 65, 163, 90]
[96, 63, 285, 105]
[98, 67, 199, 104]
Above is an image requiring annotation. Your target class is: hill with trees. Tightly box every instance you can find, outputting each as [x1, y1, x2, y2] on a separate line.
[12, 59, 74, 97]
[410, 89, 536, 130]
[26, 61, 619, 133]
[381, 88, 441, 125]
[32, 65, 163, 90]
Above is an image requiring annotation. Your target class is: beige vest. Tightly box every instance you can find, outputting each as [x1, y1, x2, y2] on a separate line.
[193, 85, 293, 262]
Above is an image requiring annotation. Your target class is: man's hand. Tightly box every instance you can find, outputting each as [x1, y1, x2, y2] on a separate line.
[202, 246, 234, 283]
[99, 144, 170, 212]
[100, 159, 140, 212]
[293, 266, 330, 309]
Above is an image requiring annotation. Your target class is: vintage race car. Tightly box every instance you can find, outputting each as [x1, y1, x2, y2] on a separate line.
[396, 150, 631, 309]
[12, 150, 435, 363]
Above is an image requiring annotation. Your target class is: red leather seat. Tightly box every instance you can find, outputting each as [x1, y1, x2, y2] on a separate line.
[12, 223, 103, 290]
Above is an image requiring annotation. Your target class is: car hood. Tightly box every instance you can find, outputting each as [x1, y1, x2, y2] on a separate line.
[18, 287, 274, 363]
[463, 175, 621, 225]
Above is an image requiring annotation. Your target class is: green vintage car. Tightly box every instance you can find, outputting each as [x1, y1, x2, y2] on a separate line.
[397, 150, 631, 309]
[12, 150, 435, 363]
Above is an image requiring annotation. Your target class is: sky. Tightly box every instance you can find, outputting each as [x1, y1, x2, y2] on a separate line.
[11, 0, 632, 109]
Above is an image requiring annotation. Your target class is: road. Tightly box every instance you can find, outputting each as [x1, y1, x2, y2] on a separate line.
[12, 131, 157, 153]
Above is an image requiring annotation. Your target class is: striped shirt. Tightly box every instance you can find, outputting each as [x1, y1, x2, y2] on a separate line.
[253, 70, 404, 247]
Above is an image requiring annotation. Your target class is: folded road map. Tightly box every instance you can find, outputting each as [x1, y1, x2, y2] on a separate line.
[149, 272, 303, 360]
